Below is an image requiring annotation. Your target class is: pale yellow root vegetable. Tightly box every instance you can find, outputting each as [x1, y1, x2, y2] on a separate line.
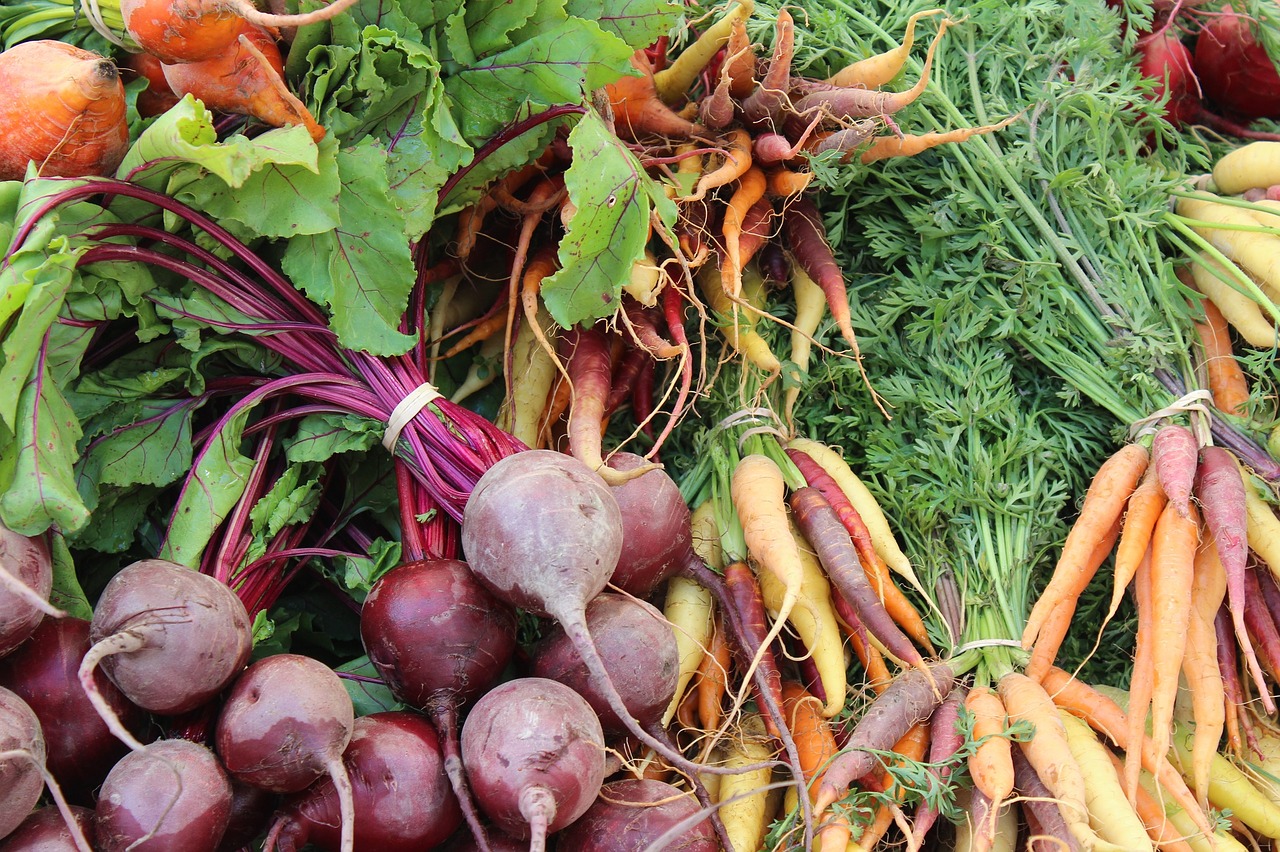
[998, 672, 1096, 850]
[826, 9, 946, 89]
[1178, 194, 1280, 318]
[497, 303, 557, 447]
[623, 249, 663, 307]
[785, 437, 930, 601]
[697, 261, 781, 375]
[784, 264, 828, 433]
[717, 713, 778, 852]
[1184, 531, 1227, 811]
[653, 0, 755, 103]
[1241, 466, 1280, 582]
[1210, 141, 1280, 196]
[1059, 710, 1154, 851]
[449, 334, 503, 404]
[1136, 767, 1249, 852]
[1169, 718, 1280, 838]
[661, 574, 715, 727]
[756, 522, 847, 718]
[950, 789, 1017, 852]
[1189, 257, 1278, 347]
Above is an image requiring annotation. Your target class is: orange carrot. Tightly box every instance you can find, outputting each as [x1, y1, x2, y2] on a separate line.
[855, 118, 1017, 164]
[683, 129, 753, 202]
[697, 612, 731, 733]
[1124, 548, 1156, 805]
[1108, 464, 1168, 622]
[0, 41, 128, 182]
[1185, 530, 1227, 809]
[722, 14, 756, 99]
[765, 166, 814, 198]
[781, 681, 839, 792]
[722, 167, 769, 300]
[1023, 443, 1149, 674]
[1104, 749, 1196, 852]
[965, 686, 1014, 823]
[605, 50, 701, 141]
[842, 604, 893, 693]
[826, 9, 946, 89]
[162, 23, 326, 141]
[1195, 298, 1251, 416]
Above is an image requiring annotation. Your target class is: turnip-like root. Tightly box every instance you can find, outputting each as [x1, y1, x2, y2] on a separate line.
[0, 523, 59, 658]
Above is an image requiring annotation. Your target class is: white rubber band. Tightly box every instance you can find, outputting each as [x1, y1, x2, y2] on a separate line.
[1128, 389, 1213, 442]
[382, 382, 443, 452]
[950, 638, 1025, 655]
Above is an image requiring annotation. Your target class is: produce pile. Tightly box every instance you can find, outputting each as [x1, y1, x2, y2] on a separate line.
[5, 0, 1280, 849]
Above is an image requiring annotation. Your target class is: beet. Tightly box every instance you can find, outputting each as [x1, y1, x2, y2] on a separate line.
[0, 524, 58, 659]
[1195, 5, 1280, 120]
[0, 806, 93, 851]
[0, 689, 90, 851]
[81, 559, 252, 750]
[555, 779, 718, 852]
[215, 654, 355, 851]
[216, 780, 278, 852]
[606, 453, 691, 596]
[95, 738, 232, 852]
[459, 678, 606, 851]
[0, 617, 148, 803]
[1136, 30, 1201, 126]
[360, 558, 517, 851]
[265, 711, 461, 852]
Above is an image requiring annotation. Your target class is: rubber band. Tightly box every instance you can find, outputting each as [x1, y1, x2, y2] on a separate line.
[382, 382, 443, 452]
[1128, 389, 1213, 443]
[950, 638, 1025, 656]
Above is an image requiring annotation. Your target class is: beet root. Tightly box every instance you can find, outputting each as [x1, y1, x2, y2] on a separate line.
[605, 453, 693, 596]
[0, 805, 94, 851]
[0, 616, 148, 803]
[0, 688, 91, 852]
[0, 524, 58, 659]
[555, 779, 718, 852]
[265, 711, 462, 852]
[94, 738, 233, 852]
[460, 677, 606, 851]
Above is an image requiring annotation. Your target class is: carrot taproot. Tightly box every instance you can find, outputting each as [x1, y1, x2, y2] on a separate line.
[441, 293, 510, 360]
[605, 50, 702, 141]
[855, 117, 1018, 164]
[1210, 141, 1280, 195]
[162, 24, 325, 141]
[965, 685, 1014, 832]
[782, 196, 861, 359]
[697, 262, 781, 375]
[1195, 445, 1274, 712]
[1146, 502, 1200, 797]
[1177, 194, 1280, 314]
[1195, 298, 1251, 416]
[722, 14, 756, 99]
[911, 686, 965, 848]
[1108, 464, 1167, 622]
[813, 662, 954, 815]
[1188, 257, 1278, 348]
[1243, 566, 1280, 680]
[722, 167, 770, 300]
[783, 265, 828, 431]
[839, 598, 893, 693]
[1009, 746, 1082, 852]
[698, 69, 737, 130]
[1059, 710, 1155, 851]
[1169, 715, 1280, 839]
[661, 517, 715, 730]
[1023, 443, 1149, 673]
[1185, 530, 1228, 810]
[715, 712, 777, 852]
[1124, 548, 1157, 805]
[826, 9, 947, 89]
[652, 0, 754, 103]
[741, 8, 795, 131]
[0, 41, 129, 182]
[1105, 750, 1195, 852]
[1241, 465, 1280, 580]
[683, 129, 753, 203]
[1040, 668, 1218, 841]
[724, 561, 786, 737]
[781, 680, 839, 799]
[998, 672, 1094, 850]
[804, 122, 879, 158]
[789, 487, 926, 684]
[697, 612, 731, 734]
[766, 167, 815, 198]
[1153, 424, 1199, 517]
[449, 333, 503, 405]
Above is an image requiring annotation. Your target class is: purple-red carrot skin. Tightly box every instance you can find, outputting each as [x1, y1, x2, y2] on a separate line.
[742, 9, 795, 130]
[788, 487, 922, 668]
[632, 358, 656, 441]
[754, 133, 799, 165]
[1243, 567, 1280, 678]
[1195, 446, 1271, 708]
[781, 196, 857, 350]
[736, 199, 776, 267]
[1152, 424, 1197, 516]
[605, 346, 648, 416]
[816, 663, 955, 804]
[1215, 604, 1247, 748]
[724, 561, 786, 737]
[757, 242, 790, 286]
[911, 686, 965, 844]
[565, 325, 615, 473]
[808, 123, 879, 158]
[1010, 747, 1081, 852]
[699, 74, 736, 129]
[1257, 562, 1280, 629]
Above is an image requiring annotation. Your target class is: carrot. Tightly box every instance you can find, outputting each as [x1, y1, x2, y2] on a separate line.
[1213, 605, 1246, 757]
[812, 662, 954, 814]
[697, 262, 781, 376]
[605, 50, 701, 141]
[724, 561, 786, 736]
[826, 9, 947, 89]
[782, 196, 861, 359]
[1009, 747, 1082, 852]
[652, 0, 754, 103]
[1194, 445, 1274, 713]
[1242, 566, 1280, 679]
[766, 167, 814, 198]
[1124, 548, 1157, 804]
[783, 266, 828, 431]
[1022, 442, 1149, 675]
[1105, 750, 1195, 852]
[441, 294, 509, 360]
[1145, 501, 1200, 796]
[1040, 668, 1218, 841]
[998, 672, 1093, 850]
[0, 41, 129, 182]
[839, 598, 893, 693]
[1177, 194, 1280, 317]
[1188, 257, 1277, 348]
[661, 562, 714, 727]
[910, 686, 965, 848]
[696, 612, 731, 734]
[788, 487, 926, 680]
[965, 685, 1014, 833]
[721, 14, 756, 100]
[1168, 716, 1280, 839]
[1211, 141, 1280, 195]
[855, 118, 1017, 164]
[1185, 530, 1227, 810]
[741, 8, 795, 131]
[781, 680, 839, 797]
[785, 446, 932, 653]
[1241, 464, 1280, 579]
[722, 167, 770, 300]
[162, 24, 326, 142]
[1059, 710, 1154, 851]
[683, 129, 753, 203]
[1195, 298, 1251, 416]
[698, 69, 737, 130]
[714, 712, 777, 852]
[1152, 423, 1198, 517]
[1107, 464, 1167, 622]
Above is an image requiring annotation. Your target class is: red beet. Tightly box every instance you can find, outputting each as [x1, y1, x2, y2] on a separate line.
[1137, 30, 1202, 125]
[555, 779, 718, 852]
[1195, 5, 1280, 120]
[0, 805, 93, 851]
[0, 524, 57, 659]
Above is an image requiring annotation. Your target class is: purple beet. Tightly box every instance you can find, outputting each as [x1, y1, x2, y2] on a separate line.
[217, 780, 278, 852]
[0, 524, 60, 659]
[94, 738, 232, 852]
[360, 558, 517, 852]
[265, 711, 461, 852]
[0, 616, 148, 802]
[215, 654, 355, 852]
[459, 677, 605, 852]
[0, 688, 89, 851]
[0, 805, 93, 851]
[555, 779, 718, 852]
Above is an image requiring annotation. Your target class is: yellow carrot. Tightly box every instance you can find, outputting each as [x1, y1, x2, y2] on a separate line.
[497, 302, 556, 448]
[1137, 766, 1249, 852]
[1241, 466, 1280, 582]
[1169, 718, 1280, 838]
[1059, 710, 1154, 851]
[716, 713, 777, 852]
[826, 9, 946, 89]
[784, 264, 828, 432]
[661, 574, 715, 727]
[652, 0, 754, 103]
[1189, 257, 1278, 348]
[1210, 141, 1280, 195]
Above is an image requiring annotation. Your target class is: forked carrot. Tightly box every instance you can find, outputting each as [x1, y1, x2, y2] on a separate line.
[722, 15, 755, 99]
[1185, 529, 1227, 810]
[1107, 464, 1167, 622]
[1195, 298, 1251, 416]
[605, 50, 701, 141]
[766, 167, 814, 198]
[1023, 443, 1149, 671]
[722, 166, 769, 299]
[826, 9, 947, 89]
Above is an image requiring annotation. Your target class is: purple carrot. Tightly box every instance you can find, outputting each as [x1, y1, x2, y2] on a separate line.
[742, 9, 795, 131]
[911, 686, 965, 847]
[723, 561, 786, 739]
[1243, 567, 1280, 679]
[1011, 747, 1081, 852]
